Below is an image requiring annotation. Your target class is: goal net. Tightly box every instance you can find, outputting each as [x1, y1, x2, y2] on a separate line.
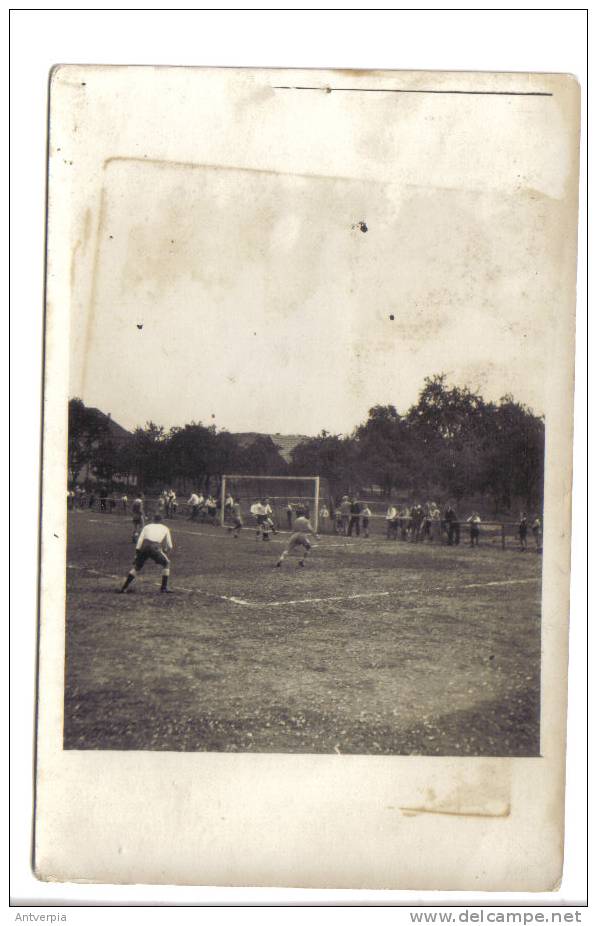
[220, 475, 327, 531]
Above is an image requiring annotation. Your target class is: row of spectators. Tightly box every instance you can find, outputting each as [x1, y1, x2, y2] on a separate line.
[321, 497, 542, 550]
[67, 486, 542, 551]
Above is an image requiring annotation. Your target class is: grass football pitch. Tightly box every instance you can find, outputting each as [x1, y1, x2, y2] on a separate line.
[64, 510, 542, 755]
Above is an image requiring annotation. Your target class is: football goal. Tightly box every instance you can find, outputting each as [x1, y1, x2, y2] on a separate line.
[220, 475, 326, 532]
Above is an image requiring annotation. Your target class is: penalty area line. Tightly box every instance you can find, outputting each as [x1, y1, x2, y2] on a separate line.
[172, 583, 252, 606]
[67, 562, 253, 606]
[438, 577, 540, 591]
[266, 591, 390, 608]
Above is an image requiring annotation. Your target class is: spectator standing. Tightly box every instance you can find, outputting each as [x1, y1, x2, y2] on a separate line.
[467, 512, 481, 547]
[347, 498, 362, 537]
[385, 504, 398, 540]
[286, 502, 294, 530]
[319, 504, 330, 533]
[400, 506, 410, 541]
[444, 504, 460, 546]
[334, 507, 343, 535]
[518, 513, 528, 551]
[430, 504, 442, 542]
[339, 496, 352, 535]
[410, 502, 424, 542]
[532, 516, 542, 552]
[361, 504, 372, 538]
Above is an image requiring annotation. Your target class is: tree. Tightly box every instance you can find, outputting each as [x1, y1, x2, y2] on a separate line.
[168, 423, 210, 492]
[67, 398, 111, 485]
[480, 397, 545, 512]
[210, 431, 245, 496]
[237, 435, 288, 476]
[68, 374, 545, 515]
[291, 432, 360, 499]
[128, 422, 171, 491]
[407, 375, 489, 499]
[354, 405, 416, 495]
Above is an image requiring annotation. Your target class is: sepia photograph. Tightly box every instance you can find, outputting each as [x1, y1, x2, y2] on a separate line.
[58, 66, 561, 759]
[33, 60, 580, 888]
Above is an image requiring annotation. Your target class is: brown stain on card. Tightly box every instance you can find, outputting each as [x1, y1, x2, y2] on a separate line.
[396, 762, 512, 819]
[80, 188, 107, 397]
[70, 209, 93, 302]
[398, 805, 511, 819]
[70, 239, 81, 292]
[103, 154, 386, 188]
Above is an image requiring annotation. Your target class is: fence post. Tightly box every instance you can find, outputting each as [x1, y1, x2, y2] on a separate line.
[501, 523, 506, 550]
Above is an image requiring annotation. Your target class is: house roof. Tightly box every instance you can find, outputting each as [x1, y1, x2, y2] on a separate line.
[231, 433, 309, 463]
[87, 408, 132, 442]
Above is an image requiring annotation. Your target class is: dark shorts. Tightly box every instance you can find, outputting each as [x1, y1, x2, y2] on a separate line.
[288, 533, 311, 550]
[134, 541, 169, 570]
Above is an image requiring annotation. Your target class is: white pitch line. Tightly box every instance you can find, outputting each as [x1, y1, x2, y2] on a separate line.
[166, 583, 252, 606]
[264, 578, 539, 608]
[438, 577, 539, 591]
[68, 563, 253, 606]
[68, 550, 540, 610]
[267, 592, 390, 607]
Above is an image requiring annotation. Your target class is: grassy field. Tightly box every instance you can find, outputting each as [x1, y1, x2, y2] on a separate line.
[64, 510, 542, 755]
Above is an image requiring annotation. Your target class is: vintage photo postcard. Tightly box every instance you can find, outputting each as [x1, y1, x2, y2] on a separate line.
[35, 65, 579, 889]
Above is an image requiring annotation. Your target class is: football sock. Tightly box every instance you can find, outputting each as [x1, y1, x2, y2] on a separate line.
[121, 571, 135, 592]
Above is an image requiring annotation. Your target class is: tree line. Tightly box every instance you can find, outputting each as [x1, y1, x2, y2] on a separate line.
[68, 374, 544, 513]
[68, 399, 288, 499]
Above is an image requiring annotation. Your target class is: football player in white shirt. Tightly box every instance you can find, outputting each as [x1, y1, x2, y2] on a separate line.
[187, 492, 203, 521]
[276, 515, 319, 568]
[119, 514, 174, 593]
[250, 499, 267, 540]
[263, 497, 277, 535]
[166, 489, 177, 518]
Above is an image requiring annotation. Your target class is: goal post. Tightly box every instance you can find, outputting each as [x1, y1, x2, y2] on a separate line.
[220, 475, 325, 531]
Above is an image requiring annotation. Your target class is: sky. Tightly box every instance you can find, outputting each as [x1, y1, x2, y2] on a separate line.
[66, 69, 573, 437]
[70, 158, 558, 436]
